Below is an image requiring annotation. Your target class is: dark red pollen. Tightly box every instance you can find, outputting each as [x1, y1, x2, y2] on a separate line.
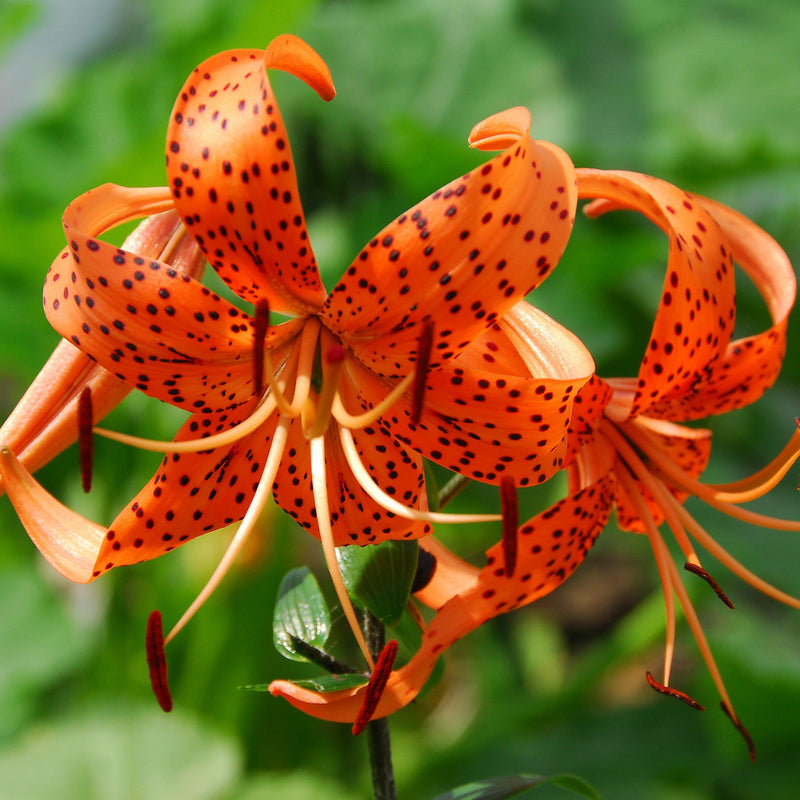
[684, 562, 734, 609]
[78, 386, 93, 493]
[720, 701, 757, 761]
[411, 320, 435, 425]
[325, 344, 346, 365]
[500, 476, 518, 577]
[645, 670, 704, 710]
[253, 299, 270, 396]
[146, 610, 173, 712]
[352, 639, 398, 735]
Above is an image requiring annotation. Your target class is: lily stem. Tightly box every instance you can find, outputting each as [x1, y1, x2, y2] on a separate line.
[437, 471, 471, 510]
[364, 610, 396, 800]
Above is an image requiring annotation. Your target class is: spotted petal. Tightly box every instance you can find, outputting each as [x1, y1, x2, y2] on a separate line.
[166, 36, 334, 314]
[46, 183, 303, 412]
[324, 108, 577, 377]
[578, 170, 736, 418]
[651, 196, 796, 420]
[343, 303, 594, 487]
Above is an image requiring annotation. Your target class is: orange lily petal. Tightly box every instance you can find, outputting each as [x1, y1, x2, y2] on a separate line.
[343, 304, 594, 487]
[1, 209, 209, 496]
[93, 399, 275, 575]
[270, 468, 615, 723]
[652, 195, 796, 420]
[324, 107, 577, 377]
[578, 170, 736, 418]
[46, 183, 306, 411]
[0, 447, 105, 583]
[165, 37, 333, 314]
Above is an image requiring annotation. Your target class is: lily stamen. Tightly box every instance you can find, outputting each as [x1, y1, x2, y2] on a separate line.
[164, 417, 291, 644]
[645, 671, 704, 711]
[310, 434, 374, 669]
[331, 373, 415, 430]
[338, 426, 501, 525]
[78, 387, 93, 493]
[302, 337, 346, 439]
[253, 299, 270, 396]
[352, 638, 399, 736]
[500, 476, 518, 578]
[720, 701, 757, 762]
[684, 562, 735, 610]
[145, 609, 173, 712]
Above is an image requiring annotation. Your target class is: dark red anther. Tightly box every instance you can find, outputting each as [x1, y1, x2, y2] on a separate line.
[78, 386, 93, 493]
[352, 639, 398, 736]
[411, 320, 434, 425]
[253, 299, 270, 396]
[720, 701, 757, 761]
[146, 610, 173, 712]
[645, 671, 704, 711]
[500, 476, 518, 578]
[684, 562, 734, 609]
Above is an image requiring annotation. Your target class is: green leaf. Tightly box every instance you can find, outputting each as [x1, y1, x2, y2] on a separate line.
[430, 773, 603, 800]
[0, 1, 39, 58]
[244, 673, 368, 694]
[272, 568, 331, 662]
[336, 540, 418, 628]
[0, 704, 241, 800]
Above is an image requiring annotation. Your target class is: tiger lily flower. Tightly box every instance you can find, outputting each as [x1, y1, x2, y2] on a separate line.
[271, 171, 799, 753]
[0, 34, 594, 663]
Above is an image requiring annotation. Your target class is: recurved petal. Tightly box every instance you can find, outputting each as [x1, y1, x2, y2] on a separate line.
[47, 183, 304, 411]
[270, 469, 615, 724]
[324, 108, 577, 377]
[165, 37, 333, 314]
[0, 447, 105, 583]
[343, 304, 594, 487]
[92, 401, 277, 577]
[1, 210, 207, 495]
[650, 196, 796, 420]
[578, 170, 736, 418]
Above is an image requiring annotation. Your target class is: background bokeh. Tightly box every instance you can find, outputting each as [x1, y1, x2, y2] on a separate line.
[2, 1, 800, 797]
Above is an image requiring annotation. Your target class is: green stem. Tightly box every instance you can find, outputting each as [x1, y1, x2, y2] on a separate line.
[436, 471, 471, 510]
[364, 611, 396, 800]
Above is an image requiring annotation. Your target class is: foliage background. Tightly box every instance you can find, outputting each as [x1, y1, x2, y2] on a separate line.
[1, 0, 799, 797]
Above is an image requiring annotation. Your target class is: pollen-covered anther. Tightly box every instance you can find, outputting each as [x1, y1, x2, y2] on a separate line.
[78, 387, 93, 493]
[500, 476, 519, 578]
[146, 609, 173, 713]
[352, 639, 399, 736]
[684, 562, 734, 609]
[253, 299, 270, 396]
[720, 701, 757, 761]
[411, 320, 434, 425]
[645, 670, 704, 711]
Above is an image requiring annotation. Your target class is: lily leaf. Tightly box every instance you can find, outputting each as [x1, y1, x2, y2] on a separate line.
[336, 539, 418, 628]
[430, 773, 603, 800]
[272, 568, 331, 662]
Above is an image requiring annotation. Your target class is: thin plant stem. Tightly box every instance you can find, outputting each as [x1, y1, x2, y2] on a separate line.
[364, 610, 396, 800]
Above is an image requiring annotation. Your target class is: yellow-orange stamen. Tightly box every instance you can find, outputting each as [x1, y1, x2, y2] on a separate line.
[145, 609, 173, 712]
[338, 426, 501, 525]
[332, 372, 414, 430]
[78, 386, 93, 493]
[500, 476, 518, 578]
[352, 639, 399, 735]
[411, 320, 434, 425]
[310, 435, 374, 669]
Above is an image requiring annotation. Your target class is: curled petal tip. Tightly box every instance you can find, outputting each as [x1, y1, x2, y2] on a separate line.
[264, 34, 336, 101]
[468, 106, 531, 151]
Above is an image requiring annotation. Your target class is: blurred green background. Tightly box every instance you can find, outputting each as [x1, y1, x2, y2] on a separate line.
[1, 0, 800, 797]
